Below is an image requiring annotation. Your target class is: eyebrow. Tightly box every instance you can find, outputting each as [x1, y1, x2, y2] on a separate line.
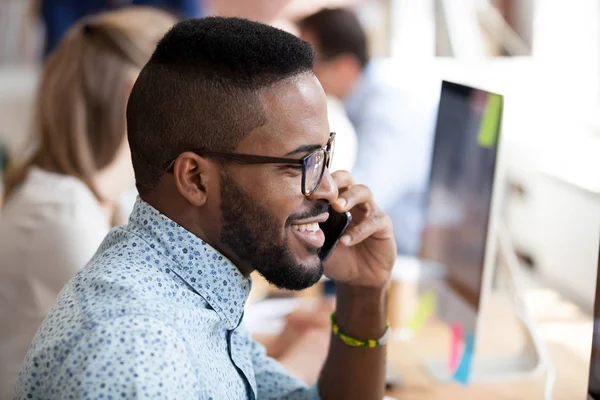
[284, 144, 322, 156]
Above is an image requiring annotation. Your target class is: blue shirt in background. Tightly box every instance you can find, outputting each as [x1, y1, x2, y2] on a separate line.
[345, 58, 439, 256]
[15, 199, 319, 399]
[41, 0, 202, 56]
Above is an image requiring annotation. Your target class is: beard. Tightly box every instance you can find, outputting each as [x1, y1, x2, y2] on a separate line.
[218, 172, 326, 291]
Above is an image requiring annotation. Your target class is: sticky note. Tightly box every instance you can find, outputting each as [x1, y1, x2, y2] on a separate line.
[407, 291, 436, 334]
[477, 93, 503, 148]
[452, 332, 475, 385]
[449, 323, 463, 372]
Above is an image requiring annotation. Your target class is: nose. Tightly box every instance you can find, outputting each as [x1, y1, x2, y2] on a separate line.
[307, 168, 338, 204]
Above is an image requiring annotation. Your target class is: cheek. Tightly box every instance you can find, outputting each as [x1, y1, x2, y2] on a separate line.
[261, 182, 303, 226]
[236, 169, 304, 226]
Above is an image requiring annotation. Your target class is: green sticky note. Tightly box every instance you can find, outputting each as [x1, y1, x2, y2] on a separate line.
[477, 93, 503, 148]
[408, 291, 436, 333]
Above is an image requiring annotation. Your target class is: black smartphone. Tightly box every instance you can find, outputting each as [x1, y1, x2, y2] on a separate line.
[318, 208, 352, 261]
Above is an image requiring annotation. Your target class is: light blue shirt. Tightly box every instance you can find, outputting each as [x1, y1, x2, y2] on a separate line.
[15, 199, 319, 400]
[345, 58, 438, 255]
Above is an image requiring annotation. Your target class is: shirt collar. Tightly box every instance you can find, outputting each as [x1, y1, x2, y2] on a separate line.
[127, 198, 251, 329]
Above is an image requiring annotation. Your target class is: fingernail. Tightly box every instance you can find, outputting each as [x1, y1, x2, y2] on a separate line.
[341, 235, 351, 245]
[336, 198, 346, 208]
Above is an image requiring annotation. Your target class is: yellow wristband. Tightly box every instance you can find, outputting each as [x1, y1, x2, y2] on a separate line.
[330, 312, 391, 348]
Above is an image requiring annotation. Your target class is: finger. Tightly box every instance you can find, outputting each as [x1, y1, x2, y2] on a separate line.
[331, 183, 375, 213]
[340, 211, 393, 246]
[330, 170, 355, 191]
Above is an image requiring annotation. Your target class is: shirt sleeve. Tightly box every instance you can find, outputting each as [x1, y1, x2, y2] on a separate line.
[351, 91, 430, 209]
[50, 316, 199, 399]
[242, 325, 321, 400]
[326, 96, 358, 173]
[349, 88, 436, 254]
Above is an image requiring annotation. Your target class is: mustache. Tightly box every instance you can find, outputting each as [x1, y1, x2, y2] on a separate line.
[286, 202, 330, 225]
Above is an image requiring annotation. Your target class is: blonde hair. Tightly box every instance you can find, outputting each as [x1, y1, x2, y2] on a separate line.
[4, 7, 176, 202]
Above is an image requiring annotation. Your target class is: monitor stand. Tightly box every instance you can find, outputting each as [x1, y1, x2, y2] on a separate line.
[422, 221, 555, 397]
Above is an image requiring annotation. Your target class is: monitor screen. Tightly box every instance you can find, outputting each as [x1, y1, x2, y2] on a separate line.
[420, 81, 503, 311]
[589, 246, 600, 399]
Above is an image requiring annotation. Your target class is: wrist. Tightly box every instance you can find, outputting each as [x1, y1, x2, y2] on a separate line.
[334, 282, 388, 340]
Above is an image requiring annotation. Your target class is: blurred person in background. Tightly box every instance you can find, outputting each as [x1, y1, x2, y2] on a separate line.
[15, 17, 396, 399]
[298, 7, 438, 256]
[0, 8, 176, 399]
[40, 0, 201, 56]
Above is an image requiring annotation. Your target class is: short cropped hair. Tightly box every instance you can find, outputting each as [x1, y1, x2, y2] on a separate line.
[127, 17, 315, 195]
[297, 8, 368, 68]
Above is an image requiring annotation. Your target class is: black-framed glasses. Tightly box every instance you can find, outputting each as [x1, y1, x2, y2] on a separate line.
[165, 132, 336, 196]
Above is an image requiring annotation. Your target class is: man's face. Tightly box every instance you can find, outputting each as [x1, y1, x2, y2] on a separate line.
[216, 73, 338, 291]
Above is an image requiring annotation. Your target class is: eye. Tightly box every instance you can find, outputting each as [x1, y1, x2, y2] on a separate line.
[280, 165, 302, 177]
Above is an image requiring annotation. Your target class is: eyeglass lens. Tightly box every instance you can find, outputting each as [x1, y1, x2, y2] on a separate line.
[304, 150, 326, 194]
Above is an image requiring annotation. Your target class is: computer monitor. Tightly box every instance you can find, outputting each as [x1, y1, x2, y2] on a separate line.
[420, 80, 503, 334]
[588, 246, 600, 399]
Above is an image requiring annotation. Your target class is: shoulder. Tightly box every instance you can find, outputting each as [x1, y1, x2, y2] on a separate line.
[2, 167, 109, 238]
[17, 314, 198, 400]
[63, 234, 219, 331]
[0, 169, 110, 288]
[354, 61, 439, 135]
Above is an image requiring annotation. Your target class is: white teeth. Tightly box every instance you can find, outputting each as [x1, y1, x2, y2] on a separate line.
[292, 222, 320, 233]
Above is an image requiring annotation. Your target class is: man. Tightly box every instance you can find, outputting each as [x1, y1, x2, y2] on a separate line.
[15, 17, 396, 399]
[298, 8, 438, 256]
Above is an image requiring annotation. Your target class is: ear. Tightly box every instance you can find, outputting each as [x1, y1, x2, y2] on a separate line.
[172, 152, 216, 207]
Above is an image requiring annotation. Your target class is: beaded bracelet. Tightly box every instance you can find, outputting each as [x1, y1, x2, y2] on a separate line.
[330, 312, 391, 348]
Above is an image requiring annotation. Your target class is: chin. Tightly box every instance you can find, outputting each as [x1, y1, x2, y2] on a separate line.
[287, 233, 322, 261]
[292, 250, 324, 273]
[259, 256, 324, 292]
[295, 249, 321, 264]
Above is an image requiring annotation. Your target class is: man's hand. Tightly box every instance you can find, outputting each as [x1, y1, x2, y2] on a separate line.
[316, 173, 393, 400]
[323, 170, 397, 289]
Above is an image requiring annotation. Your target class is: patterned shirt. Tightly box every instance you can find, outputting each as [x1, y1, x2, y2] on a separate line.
[15, 199, 320, 400]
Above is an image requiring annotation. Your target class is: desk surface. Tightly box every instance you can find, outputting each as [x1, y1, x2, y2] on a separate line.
[387, 290, 592, 400]
[249, 273, 593, 399]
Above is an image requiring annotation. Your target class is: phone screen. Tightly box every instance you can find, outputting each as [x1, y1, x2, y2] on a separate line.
[318, 208, 352, 261]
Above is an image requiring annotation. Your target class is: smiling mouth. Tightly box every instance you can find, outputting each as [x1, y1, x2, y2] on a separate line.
[290, 212, 329, 227]
[291, 222, 320, 233]
[289, 212, 329, 249]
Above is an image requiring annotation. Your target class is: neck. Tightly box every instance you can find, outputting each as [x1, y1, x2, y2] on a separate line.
[142, 186, 255, 277]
